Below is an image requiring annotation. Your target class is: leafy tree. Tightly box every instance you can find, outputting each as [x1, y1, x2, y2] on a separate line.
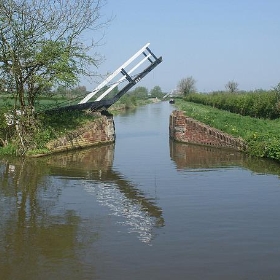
[0, 0, 109, 153]
[150, 86, 164, 98]
[130, 86, 149, 99]
[70, 86, 89, 98]
[225, 80, 239, 93]
[177, 76, 196, 96]
[0, 0, 109, 112]
[54, 86, 68, 97]
[273, 82, 280, 101]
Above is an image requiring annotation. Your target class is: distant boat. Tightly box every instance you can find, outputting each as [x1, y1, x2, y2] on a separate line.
[169, 99, 175, 104]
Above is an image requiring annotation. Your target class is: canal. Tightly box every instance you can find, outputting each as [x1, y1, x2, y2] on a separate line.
[1, 101, 280, 280]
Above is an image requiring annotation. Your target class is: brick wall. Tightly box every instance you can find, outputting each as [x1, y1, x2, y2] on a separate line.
[46, 114, 115, 153]
[169, 110, 246, 151]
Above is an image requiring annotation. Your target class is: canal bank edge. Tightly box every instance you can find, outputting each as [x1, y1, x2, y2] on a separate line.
[169, 110, 247, 151]
[42, 114, 115, 156]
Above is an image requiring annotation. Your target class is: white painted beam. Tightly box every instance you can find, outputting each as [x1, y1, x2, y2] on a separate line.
[95, 54, 152, 101]
[79, 43, 151, 104]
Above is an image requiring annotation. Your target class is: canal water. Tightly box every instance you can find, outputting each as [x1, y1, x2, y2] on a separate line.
[1, 101, 280, 280]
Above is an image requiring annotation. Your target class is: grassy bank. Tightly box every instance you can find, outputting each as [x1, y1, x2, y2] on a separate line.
[0, 110, 96, 156]
[174, 99, 280, 162]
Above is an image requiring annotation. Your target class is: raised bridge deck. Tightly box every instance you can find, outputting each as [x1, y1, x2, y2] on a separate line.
[47, 43, 162, 113]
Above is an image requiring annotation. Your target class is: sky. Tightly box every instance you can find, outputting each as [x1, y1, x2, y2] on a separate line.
[83, 0, 280, 93]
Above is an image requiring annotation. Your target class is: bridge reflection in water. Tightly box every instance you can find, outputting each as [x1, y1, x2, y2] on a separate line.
[46, 144, 164, 245]
[0, 143, 164, 248]
[0, 143, 165, 278]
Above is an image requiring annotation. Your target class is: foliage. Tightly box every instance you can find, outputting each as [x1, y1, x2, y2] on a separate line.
[177, 76, 196, 96]
[109, 86, 158, 112]
[150, 86, 165, 98]
[273, 82, 280, 103]
[29, 110, 95, 153]
[129, 86, 149, 99]
[0, 0, 108, 111]
[185, 89, 280, 119]
[0, 107, 16, 149]
[112, 95, 137, 110]
[37, 110, 94, 134]
[175, 99, 280, 162]
[0, 143, 17, 156]
[225, 80, 239, 93]
[0, 107, 95, 155]
[0, 0, 109, 152]
[0, 111, 8, 146]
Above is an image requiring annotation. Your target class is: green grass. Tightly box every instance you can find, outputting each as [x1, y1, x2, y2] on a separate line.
[175, 99, 280, 161]
[32, 110, 96, 149]
[0, 109, 96, 156]
[0, 94, 80, 112]
[35, 96, 80, 112]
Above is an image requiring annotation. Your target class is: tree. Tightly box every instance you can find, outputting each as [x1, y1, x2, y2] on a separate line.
[71, 86, 88, 97]
[130, 86, 149, 99]
[0, 0, 109, 113]
[0, 0, 109, 153]
[273, 82, 280, 102]
[177, 76, 196, 96]
[225, 80, 239, 93]
[150, 86, 164, 98]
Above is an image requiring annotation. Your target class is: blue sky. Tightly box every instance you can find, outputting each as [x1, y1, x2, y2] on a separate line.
[85, 0, 280, 93]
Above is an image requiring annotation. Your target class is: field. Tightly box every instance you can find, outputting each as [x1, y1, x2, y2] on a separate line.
[0, 94, 80, 112]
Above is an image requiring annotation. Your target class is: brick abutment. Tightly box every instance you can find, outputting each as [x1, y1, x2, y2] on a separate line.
[46, 114, 115, 154]
[169, 110, 246, 151]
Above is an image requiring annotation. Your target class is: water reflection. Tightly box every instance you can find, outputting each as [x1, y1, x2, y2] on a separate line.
[44, 145, 164, 245]
[0, 143, 165, 278]
[0, 158, 90, 279]
[170, 140, 246, 170]
[170, 140, 280, 176]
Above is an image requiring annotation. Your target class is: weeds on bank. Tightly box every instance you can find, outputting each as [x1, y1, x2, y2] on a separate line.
[34, 110, 96, 147]
[0, 109, 95, 156]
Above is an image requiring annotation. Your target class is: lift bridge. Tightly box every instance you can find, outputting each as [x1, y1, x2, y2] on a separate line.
[53, 43, 162, 112]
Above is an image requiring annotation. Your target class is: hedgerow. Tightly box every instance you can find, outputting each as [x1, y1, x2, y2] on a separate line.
[185, 89, 280, 119]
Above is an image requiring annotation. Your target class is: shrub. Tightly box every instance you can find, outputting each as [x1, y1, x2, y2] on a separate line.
[185, 90, 279, 119]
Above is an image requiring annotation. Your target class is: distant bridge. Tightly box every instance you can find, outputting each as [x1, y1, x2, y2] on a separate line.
[48, 43, 162, 113]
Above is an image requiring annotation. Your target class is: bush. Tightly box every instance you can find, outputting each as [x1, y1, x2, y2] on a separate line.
[185, 90, 280, 119]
